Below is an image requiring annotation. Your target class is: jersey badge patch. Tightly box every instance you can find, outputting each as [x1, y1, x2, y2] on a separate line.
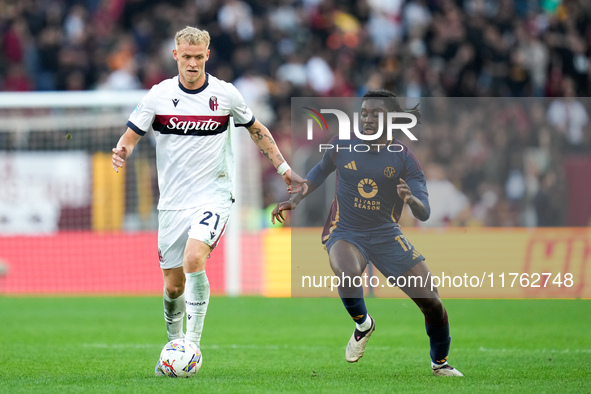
[209, 96, 218, 111]
[384, 166, 396, 178]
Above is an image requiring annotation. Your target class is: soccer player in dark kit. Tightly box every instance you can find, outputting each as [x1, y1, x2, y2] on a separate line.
[272, 89, 463, 376]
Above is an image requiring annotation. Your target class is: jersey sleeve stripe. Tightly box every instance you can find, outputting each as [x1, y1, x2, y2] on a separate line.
[405, 148, 423, 171]
[395, 139, 423, 172]
[234, 115, 255, 128]
[126, 121, 146, 136]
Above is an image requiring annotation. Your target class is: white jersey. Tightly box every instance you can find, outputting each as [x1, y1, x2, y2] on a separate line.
[127, 74, 255, 210]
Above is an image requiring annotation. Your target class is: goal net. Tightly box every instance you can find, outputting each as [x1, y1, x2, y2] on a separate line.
[0, 91, 263, 296]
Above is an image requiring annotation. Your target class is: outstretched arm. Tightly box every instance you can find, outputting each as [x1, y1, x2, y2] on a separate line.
[112, 128, 142, 172]
[271, 146, 336, 224]
[246, 119, 305, 191]
[271, 181, 318, 224]
[247, 119, 285, 169]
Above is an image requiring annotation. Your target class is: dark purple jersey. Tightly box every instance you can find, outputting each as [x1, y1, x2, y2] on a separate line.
[305, 136, 429, 242]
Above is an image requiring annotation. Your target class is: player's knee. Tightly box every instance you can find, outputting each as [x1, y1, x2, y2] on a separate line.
[419, 298, 445, 320]
[329, 259, 364, 279]
[183, 249, 208, 272]
[331, 267, 364, 284]
[165, 282, 185, 299]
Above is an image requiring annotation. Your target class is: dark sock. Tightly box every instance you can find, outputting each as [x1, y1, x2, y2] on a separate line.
[425, 309, 451, 365]
[338, 286, 368, 325]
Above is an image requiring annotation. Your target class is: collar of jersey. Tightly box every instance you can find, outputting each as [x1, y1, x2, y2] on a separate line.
[178, 73, 209, 94]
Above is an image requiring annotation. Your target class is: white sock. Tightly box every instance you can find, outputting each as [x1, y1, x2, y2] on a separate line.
[356, 315, 372, 331]
[163, 290, 185, 341]
[184, 271, 210, 348]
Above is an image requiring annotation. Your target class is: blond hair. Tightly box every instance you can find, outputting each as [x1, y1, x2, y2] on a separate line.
[175, 26, 210, 48]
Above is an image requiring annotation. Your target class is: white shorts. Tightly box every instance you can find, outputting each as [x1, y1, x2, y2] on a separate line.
[157, 198, 233, 269]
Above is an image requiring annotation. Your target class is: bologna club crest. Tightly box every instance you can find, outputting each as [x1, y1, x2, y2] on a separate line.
[209, 96, 218, 111]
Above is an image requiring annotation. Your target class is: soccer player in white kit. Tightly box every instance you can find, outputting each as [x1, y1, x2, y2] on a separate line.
[111, 26, 302, 373]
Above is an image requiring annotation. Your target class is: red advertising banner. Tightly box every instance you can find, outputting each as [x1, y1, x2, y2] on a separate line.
[0, 232, 224, 295]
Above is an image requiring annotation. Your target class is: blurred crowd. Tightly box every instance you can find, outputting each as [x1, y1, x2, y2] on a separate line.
[1, 0, 590, 227]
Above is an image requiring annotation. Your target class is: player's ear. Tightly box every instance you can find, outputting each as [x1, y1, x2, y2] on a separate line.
[172, 48, 178, 61]
[205, 49, 210, 61]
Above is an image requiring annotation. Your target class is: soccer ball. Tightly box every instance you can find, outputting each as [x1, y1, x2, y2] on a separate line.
[158, 339, 202, 378]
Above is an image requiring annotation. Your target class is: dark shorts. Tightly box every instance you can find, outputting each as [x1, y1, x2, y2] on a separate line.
[325, 226, 424, 278]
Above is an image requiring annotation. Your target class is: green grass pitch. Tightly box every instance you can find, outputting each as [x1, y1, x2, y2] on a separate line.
[0, 297, 589, 393]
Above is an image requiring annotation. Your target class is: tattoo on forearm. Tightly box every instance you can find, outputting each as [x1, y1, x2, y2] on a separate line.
[249, 128, 264, 141]
[264, 134, 276, 145]
[249, 125, 284, 165]
[261, 149, 271, 161]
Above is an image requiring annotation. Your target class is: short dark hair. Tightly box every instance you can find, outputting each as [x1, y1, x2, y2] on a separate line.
[362, 89, 421, 123]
